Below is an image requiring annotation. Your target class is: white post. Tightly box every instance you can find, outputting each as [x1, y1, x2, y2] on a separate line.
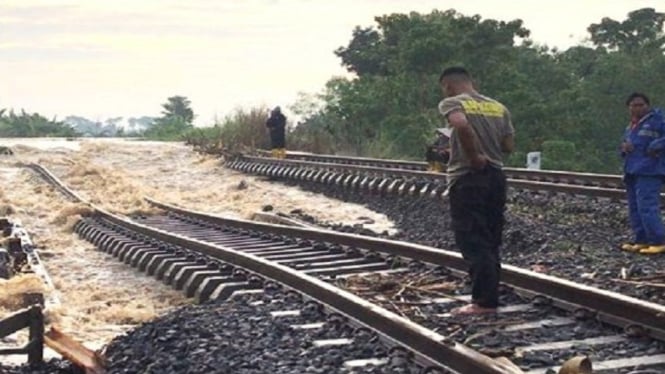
[526, 152, 541, 170]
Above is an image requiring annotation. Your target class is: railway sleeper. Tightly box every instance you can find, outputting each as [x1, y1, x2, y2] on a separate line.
[0, 217, 59, 307]
[74, 217, 451, 373]
[75, 218, 265, 304]
[137, 203, 665, 373]
[38, 162, 665, 373]
[229, 158, 653, 203]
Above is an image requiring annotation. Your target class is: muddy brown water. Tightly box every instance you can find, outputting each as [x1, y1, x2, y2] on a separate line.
[0, 138, 395, 365]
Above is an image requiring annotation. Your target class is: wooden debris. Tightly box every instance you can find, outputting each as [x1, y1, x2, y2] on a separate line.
[558, 355, 592, 374]
[338, 271, 463, 316]
[612, 278, 665, 289]
[45, 326, 106, 374]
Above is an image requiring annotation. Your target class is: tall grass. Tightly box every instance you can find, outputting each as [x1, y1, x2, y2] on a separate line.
[185, 106, 336, 155]
[218, 107, 271, 152]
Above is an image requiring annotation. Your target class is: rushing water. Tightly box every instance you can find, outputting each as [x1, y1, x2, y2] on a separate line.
[0, 138, 395, 365]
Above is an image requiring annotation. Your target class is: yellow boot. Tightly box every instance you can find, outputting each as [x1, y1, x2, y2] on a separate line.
[620, 243, 649, 252]
[279, 148, 286, 159]
[640, 244, 665, 254]
[427, 161, 435, 172]
[433, 162, 444, 172]
[271, 149, 279, 158]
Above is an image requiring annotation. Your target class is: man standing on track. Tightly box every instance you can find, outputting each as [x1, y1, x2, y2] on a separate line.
[266, 106, 287, 159]
[620, 92, 665, 254]
[437, 67, 515, 315]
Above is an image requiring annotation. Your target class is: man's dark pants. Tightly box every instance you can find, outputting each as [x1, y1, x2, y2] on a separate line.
[449, 166, 507, 308]
[270, 129, 285, 149]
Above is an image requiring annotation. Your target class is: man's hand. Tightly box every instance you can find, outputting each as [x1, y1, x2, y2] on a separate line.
[470, 154, 488, 170]
[621, 142, 634, 153]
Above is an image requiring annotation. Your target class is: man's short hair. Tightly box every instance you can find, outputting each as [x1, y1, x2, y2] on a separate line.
[625, 92, 650, 106]
[439, 67, 471, 82]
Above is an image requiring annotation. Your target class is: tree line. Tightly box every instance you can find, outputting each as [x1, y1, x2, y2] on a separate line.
[288, 7, 665, 173]
[3, 7, 664, 173]
[0, 109, 78, 137]
[0, 95, 194, 140]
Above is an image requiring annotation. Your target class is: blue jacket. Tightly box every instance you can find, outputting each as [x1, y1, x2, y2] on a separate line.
[622, 108, 665, 176]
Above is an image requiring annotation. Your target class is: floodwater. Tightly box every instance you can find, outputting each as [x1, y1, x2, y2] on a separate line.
[0, 137, 394, 364]
[29, 138, 395, 232]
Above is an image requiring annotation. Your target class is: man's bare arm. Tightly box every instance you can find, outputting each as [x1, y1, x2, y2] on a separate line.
[501, 134, 515, 154]
[448, 110, 481, 161]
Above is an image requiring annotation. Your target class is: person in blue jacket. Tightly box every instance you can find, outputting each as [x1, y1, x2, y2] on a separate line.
[620, 92, 665, 254]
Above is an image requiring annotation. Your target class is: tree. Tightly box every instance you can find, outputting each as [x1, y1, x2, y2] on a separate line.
[335, 9, 529, 79]
[315, 9, 532, 158]
[334, 27, 386, 76]
[289, 7, 665, 172]
[144, 116, 192, 140]
[588, 8, 665, 52]
[143, 96, 196, 140]
[161, 95, 194, 124]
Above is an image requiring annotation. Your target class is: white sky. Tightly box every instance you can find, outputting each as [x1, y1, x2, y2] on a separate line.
[1, 0, 662, 125]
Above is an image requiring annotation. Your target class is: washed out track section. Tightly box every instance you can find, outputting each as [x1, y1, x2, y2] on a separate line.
[73, 215, 505, 374]
[136, 198, 665, 373]
[31, 163, 510, 374]
[32, 162, 665, 372]
[25, 163, 86, 203]
[257, 150, 625, 189]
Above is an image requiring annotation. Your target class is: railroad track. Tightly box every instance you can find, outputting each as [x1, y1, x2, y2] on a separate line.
[28, 163, 665, 373]
[29, 164, 500, 373]
[255, 150, 624, 189]
[227, 154, 643, 203]
[0, 164, 67, 308]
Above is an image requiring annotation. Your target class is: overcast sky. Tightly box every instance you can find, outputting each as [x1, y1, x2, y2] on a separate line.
[1, 0, 662, 125]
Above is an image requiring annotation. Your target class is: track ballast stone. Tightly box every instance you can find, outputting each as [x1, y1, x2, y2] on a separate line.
[281, 180, 665, 305]
[102, 288, 435, 374]
[0, 358, 75, 374]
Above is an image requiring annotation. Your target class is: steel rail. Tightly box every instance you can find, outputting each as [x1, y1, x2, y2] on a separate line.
[230, 156, 640, 201]
[26, 164, 89, 203]
[98, 210, 516, 374]
[147, 197, 665, 342]
[257, 150, 624, 187]
[31, 162, 665, 371]
[29, 163, 521, 373]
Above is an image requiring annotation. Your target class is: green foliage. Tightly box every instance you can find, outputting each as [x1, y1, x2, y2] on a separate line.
[144, 96, 195, 140]
[287, 93, 337, 154]
[221, 107, 271, 152]
[143, 116, 192, 140]
[319, 9, 532, 158]
[289, 7, 665, 172]
[505, 151, 527, 168]
[182, 126, 224, 153]
[588, 8, 665, 52]
[0, 109, 79, 137]
[161, 96, 194, 124]
[541, 140, 578, 171]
